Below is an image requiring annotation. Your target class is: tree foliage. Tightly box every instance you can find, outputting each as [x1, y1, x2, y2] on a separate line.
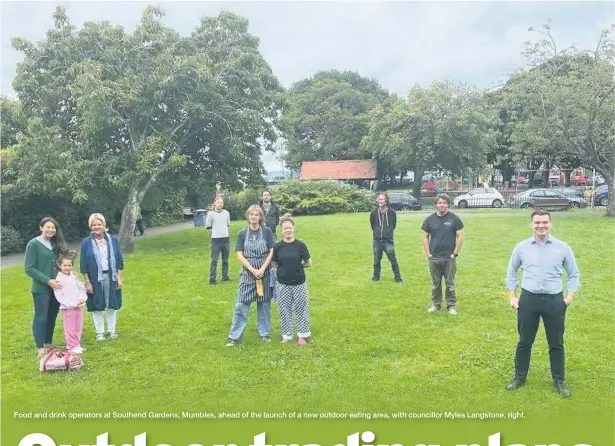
[504, 22, 615, 214]
[282, 70, 392, 169]
[9, 6, 284, 252]
[363, 80, 496, 196]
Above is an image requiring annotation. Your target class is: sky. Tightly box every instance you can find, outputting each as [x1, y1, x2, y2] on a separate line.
[1, 1, 613, 172]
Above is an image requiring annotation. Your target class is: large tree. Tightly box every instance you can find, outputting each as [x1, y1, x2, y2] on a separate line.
[362, 80, 496, 196]
[282, 70, 392, 169]
[506, 22, 615, 215]
[9, 6, 284, 251]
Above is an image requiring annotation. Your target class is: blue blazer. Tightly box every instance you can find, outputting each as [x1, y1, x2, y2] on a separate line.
[80, 233, 124, 311]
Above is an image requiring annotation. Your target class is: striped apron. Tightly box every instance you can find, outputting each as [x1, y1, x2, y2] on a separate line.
[236, 227, 272, 304]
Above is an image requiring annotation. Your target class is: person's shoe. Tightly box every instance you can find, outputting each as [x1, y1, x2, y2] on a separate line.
[96, 334, 106, 342]
[298, 337, 308, 345]
[109, 332, 119, 339]
[209, 280, 216, 286]
[554, 381, 571, 398]
[261, 336, 272, 342]
[71, 346, 85, 355]
[222, 277, 231, 282]
[395, 278, 403, 284]
[371, 277, 380, 282]
[505, 378, 526, 391]
[226, 338, 238, 347]
[448, 307, 458, 315]
[280, 339, 291, 344]
[427, 305, 441, 313]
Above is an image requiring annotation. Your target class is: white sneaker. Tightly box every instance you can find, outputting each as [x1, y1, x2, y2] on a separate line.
[427, 306, 441, 313]
[109, 332, 119, 339]
[96, 334, 105, 341]
[71, 346, 85, 355]
[448, 308, 458, 315]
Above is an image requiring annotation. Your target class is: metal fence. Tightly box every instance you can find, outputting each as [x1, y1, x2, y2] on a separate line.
[383, 168, 608, 212]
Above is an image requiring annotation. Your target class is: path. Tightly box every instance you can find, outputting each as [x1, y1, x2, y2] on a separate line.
[1, 221, 195, 269]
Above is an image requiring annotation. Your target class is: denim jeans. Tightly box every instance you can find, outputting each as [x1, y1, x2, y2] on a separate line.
[373, 240, 401, 280]
[32, 290, 60, 348]
[228, 300, 271, 341]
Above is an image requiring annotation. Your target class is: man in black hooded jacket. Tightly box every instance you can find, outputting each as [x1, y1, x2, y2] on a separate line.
[259, 189, 280, 237]
[369, 192, 403, 283]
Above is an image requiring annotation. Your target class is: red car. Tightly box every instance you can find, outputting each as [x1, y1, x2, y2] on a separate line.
[570, 175, 589, 186]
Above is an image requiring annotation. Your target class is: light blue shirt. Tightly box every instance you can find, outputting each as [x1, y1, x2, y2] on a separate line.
[506, 235, 580, 294]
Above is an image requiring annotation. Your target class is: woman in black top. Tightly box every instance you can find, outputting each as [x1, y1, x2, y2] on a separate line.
[272, 214, 312, 345]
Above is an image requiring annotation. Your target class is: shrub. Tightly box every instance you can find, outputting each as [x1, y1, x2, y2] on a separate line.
[1, 226, 25, 255]
[270, 180, 374, 215]
[223, 188, 262, 221]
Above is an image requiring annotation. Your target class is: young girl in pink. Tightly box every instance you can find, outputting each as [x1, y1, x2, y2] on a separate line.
[53, 254, 87, 354]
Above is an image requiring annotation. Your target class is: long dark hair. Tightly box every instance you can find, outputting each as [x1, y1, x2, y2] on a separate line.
[39, 217, 68, 255]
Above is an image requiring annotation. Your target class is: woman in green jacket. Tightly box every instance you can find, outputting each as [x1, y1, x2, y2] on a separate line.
[24, 217, 68, 357]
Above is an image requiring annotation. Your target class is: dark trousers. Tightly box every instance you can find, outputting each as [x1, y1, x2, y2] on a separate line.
[373, 240, 401, 280]
[428, 257, 457, 308]
[210, 241, 230, 282]
[515, 289, 567, 382]
[134, 219, 144, 236]
[32, 290, 60, 348]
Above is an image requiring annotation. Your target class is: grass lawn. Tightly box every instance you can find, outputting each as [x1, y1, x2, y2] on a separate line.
[1, 212, 613, 428]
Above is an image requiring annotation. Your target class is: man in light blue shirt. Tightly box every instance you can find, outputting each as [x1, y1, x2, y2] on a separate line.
[505, 209, 580, 398]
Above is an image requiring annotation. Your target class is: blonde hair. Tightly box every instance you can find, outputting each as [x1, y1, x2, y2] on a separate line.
[88, 213, 107, 230]
[245, 205, 265, 226]
[279, 213, 294, 227]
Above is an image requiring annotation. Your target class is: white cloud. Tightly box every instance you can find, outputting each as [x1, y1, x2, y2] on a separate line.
[1, 1, 611, 173]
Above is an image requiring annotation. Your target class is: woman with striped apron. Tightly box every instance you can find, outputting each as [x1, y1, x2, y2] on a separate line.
[227, 205, 275, 346]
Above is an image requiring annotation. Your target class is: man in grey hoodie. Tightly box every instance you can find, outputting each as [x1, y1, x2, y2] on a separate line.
[369, 192, 402, 283]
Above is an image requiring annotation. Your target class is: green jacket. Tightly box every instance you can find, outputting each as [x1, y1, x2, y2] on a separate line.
[24, 238, 58, 294]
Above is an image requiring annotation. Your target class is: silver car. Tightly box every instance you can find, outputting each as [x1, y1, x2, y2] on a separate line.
[508, 189, 572, 210]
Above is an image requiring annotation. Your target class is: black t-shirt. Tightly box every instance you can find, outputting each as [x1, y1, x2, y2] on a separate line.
[272, 239, 311, 285]
[421, 212, 464, 258]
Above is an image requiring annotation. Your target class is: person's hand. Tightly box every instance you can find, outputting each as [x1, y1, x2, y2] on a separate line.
[77, 300, 86, 307]
[510, 296, 519, 310]
[85, 282, 93, 294]
[48, 279, 62, 290]
[116, 278, 123, 290]
[563, 296, 573, 307]
[252, 268, 263, 279]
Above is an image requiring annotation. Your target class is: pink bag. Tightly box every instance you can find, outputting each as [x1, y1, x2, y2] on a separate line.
[39, 348, 83, 372]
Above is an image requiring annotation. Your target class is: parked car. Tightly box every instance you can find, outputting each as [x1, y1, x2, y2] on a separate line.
[592, 185, 609, 206]
[511, 175, 528, 185]
[453, 188, 505, 208]
[551, 187, 584, 199]
[549, 171, 565, 186]
[388, 193, 422, 211]
[570, 174, 590, 186]
[590, 175, 606, 186]
[508, 189, 572, 210]
[551, 187, 588, 208]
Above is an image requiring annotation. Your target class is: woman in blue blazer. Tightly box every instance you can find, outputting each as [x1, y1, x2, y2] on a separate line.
[80, 213, 124, 341]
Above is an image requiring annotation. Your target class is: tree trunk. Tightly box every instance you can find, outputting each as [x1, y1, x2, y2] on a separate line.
[118, 187, 141, 254]
[412, 165, 425, 197]
[606, 174, 615, 217]
[564, 170, 572, 187]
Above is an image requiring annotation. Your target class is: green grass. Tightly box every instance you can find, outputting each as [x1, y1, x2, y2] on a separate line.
[1, 212, 613, 424]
